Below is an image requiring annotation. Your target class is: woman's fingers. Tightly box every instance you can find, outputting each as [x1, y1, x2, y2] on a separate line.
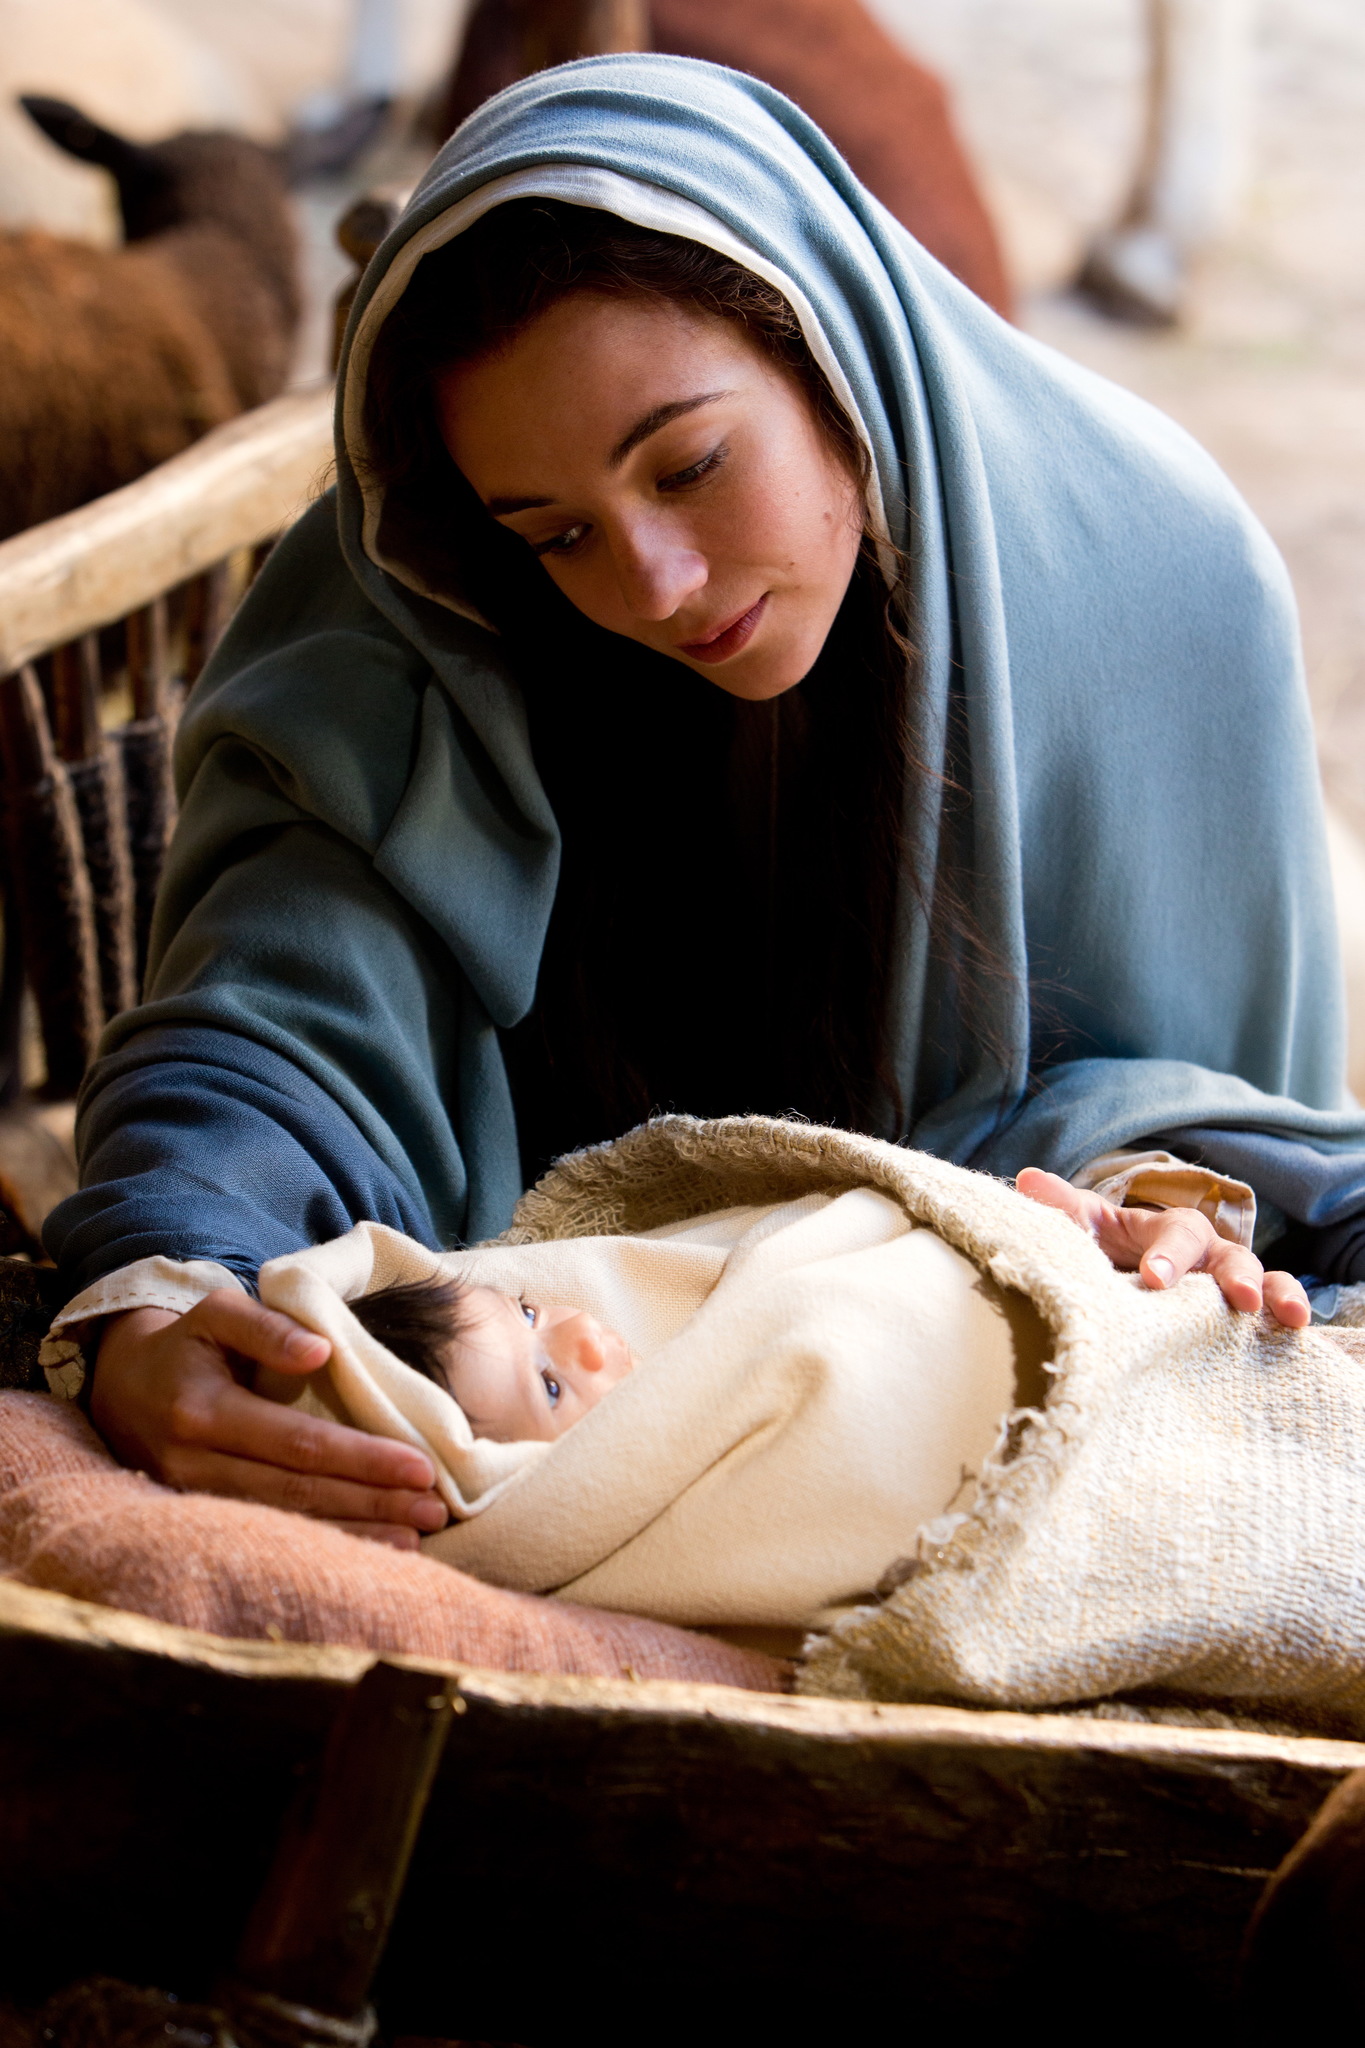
[1014, 1167, 1093, 1224]
[92, 1299, 445, 1529]
[1019, 1166, 1233, 1294]
[1017, 1167, 1313, 1327]
[155, 1436, 447, 1531]
[1016, 1167, 1156, 1264]
[166, 1365, 438, 1494]
[1132, 1206, 1224, 1291]
[1150, 1229, 1312, 1328]
[179, 1288, 331, 1372]
[174, 1291, 442, 1494]
[1263, 1268, 1313, 1329]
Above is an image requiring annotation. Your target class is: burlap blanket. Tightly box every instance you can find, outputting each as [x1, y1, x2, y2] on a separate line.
[467, 1114, 1365, 1731]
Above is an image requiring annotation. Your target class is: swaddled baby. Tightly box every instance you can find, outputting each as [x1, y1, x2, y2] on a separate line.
[348, 1271, 639, 1442]
[255, 1188, 1035, 1632]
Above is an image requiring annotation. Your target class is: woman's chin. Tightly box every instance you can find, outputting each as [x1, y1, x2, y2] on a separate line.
[631, 603, 826, 699]
[686, 638, 815, 701]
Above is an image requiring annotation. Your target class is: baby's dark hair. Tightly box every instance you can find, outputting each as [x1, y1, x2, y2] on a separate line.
[349, 1276, 471, 1390]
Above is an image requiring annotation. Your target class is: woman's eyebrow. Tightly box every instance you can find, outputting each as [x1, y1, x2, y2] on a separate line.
[609, 390, 731, 469]
[487, 491, 554, 515]
[484, 392, 730, 515]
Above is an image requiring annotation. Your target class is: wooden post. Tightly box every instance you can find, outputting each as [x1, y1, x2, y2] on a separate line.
[182, 561, 236, 689]
[219, 1662, 460, 2048]
[126, 598, 173, 724]
[0, 839, 24, 1108]
[333, 193, 409, 374]
[437, 0, 650, 132]
[121, 599, 178, 986]
[0, 667, 103, 1094]
[516, 0, 648, 70]
[48, 635, 101, 767]
[50, 636, 137, 1023]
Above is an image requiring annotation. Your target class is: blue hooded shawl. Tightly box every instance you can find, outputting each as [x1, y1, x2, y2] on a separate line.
[46, 55, 1365, 1291]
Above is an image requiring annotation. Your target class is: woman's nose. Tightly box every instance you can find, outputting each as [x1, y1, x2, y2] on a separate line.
[609, 520, 707, 621]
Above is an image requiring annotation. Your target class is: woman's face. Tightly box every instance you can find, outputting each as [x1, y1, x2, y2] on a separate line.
[435, 291, 864, 700]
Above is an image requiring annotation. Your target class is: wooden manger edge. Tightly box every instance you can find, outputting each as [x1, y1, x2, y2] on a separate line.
[3, 1574, 1362, 1775]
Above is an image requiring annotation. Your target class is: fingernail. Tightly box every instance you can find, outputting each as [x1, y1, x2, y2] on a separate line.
[1147, 1256, 1175, 1288]
[411, 1498, 447, 1532]
[285, 1329, 325, 1361]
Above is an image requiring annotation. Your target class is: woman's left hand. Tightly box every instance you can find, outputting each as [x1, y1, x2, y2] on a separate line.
[1015, 1167, 1312, 1328]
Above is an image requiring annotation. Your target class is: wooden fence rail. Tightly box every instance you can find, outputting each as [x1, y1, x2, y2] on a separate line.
[0, 387, 334, 1101]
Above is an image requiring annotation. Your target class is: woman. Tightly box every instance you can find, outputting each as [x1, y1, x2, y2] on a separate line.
[50, 56, 1365, 1547]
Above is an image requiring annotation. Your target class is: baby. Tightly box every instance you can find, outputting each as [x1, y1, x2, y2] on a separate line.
[350, 1277, 638, 1442]
[253, 1186, 1026, 1633]
[42, 1114, 1302, 1642]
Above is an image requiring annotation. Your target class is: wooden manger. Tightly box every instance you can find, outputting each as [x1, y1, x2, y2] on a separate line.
[0, 1575, 1358, 2037]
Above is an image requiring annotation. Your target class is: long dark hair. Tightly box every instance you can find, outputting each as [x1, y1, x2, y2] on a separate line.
[361, 200, 929, 1160]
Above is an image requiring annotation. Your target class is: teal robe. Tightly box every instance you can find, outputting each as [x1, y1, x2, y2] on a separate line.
[46, 55, 1365, 1291]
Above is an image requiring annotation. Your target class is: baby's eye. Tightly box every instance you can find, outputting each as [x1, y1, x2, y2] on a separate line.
[519, 1300, 537, 1327]
[541, 1370, 562, 1406]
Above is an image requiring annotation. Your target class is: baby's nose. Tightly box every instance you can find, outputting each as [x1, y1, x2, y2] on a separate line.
[562, 1312, 609, 1372]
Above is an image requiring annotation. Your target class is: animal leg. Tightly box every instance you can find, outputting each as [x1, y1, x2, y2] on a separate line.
[1079, 0, 1253, 325]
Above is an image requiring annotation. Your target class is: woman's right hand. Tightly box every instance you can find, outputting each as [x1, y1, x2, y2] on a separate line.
[91, 1291, 448, 1550]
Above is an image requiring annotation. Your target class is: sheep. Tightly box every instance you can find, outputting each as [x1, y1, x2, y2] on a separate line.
[0, 0, 469, 245]
[0, 0, 272, 246]
[0, 97, 300, 540]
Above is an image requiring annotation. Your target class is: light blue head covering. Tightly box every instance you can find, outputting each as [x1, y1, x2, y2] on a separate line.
[337, 57, 1362, 1167]
[81, 54, 1362, 1292]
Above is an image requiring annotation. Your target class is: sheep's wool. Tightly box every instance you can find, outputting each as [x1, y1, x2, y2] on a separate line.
[488, 1114, 1365, 1731]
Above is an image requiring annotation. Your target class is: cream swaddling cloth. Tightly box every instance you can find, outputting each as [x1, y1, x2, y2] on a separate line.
[256, 1187, 1021, 1628]
[253, 1211, 739, 1514]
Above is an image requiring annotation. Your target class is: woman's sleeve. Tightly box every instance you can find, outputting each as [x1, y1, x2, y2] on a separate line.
[40, 494, 546, 1302]
[964, 1054, 1365, 1281]
[45, 1025, 438, 1296]
[1136, 1125, 1365, 1281]
[43, 814, 522, 1296]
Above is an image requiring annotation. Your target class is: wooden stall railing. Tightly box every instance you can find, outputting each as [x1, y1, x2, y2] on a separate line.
[0, 386, 334, 1107]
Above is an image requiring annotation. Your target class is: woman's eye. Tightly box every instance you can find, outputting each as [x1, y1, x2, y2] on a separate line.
[531, 523, 588, 558]
[541, 1371, 562, 1406]
[658, 447, 726, 493]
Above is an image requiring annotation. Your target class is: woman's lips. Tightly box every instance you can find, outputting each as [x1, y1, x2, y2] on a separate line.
[679, 594, 768, 664]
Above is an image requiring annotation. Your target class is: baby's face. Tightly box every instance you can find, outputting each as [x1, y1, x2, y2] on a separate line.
[441, 1288, 638, 1442]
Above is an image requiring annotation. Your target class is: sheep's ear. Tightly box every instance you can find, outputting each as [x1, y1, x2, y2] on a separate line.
[19, 96, 154, 183]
